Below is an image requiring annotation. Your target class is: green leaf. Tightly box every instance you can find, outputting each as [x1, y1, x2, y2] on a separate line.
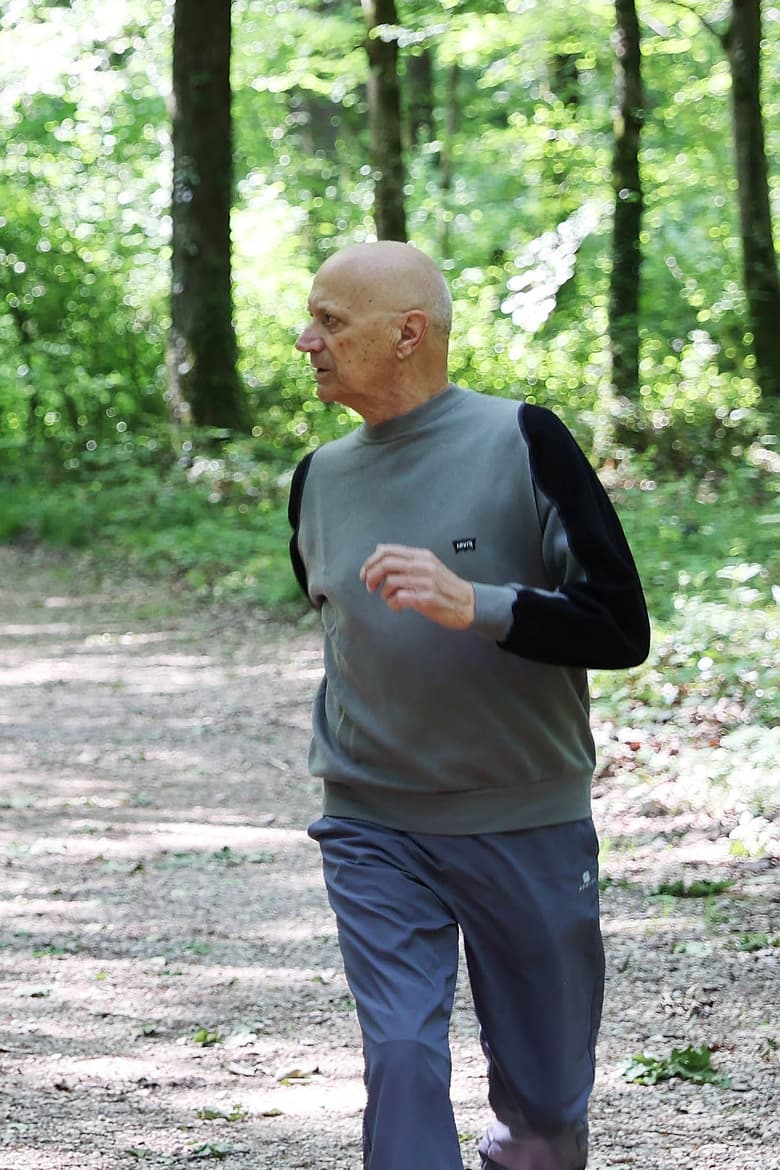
[188, 1142, 233, 1160]
[622, 1045, 730, 1088]
[651, 879, 733, 898]
[734, 933, 780, 952]
[191, 1028, 223, 1047]
[196, 1104, 247, 1122]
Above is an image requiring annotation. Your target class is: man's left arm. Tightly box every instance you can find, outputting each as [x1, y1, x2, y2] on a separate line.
[288, 452, 315, 602]
[489, 404, 651, 669]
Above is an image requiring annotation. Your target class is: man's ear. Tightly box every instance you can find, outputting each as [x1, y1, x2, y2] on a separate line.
[396, 310, 428, 358]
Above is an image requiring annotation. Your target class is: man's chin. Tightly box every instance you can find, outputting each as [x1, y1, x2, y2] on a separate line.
[315, 379, 340, 404]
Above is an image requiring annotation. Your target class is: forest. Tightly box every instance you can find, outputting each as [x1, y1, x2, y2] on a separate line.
[1, 0, 778, 783]
[1, 3, 779, 1167]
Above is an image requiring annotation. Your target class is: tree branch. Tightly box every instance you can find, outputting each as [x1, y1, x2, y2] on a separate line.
[658, 0, 727, 43]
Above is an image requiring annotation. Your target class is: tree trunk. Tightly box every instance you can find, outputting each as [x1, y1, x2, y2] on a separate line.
[545, 52, 581, 221]
[4, 296, 39, 442]
[438, 63, 460, 259]
[168, 0, 248, 432]
[609, 0, 644, 402]
[362, 0, 407, 241]
[723, 0, 780, 398]
[549, 53, 580, 109]
[407, 47, 435, 147]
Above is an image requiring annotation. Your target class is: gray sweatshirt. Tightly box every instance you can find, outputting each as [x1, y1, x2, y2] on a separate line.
[288, 384, 649, 834]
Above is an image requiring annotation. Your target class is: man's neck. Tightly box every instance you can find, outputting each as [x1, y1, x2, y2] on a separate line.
[358, 377, 450, 427]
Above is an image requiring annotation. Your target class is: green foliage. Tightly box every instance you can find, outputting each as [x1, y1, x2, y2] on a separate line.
[732, 933, 780, 953]
[622, 1045, 730, 1088]
[0, 0, 170, 450]
[614, 455, 780, 620]
[188, 1143, 234, 1161]
[2, 0, 779, 465]
[31, 942, 75, 957]
[196, 1104, 248, 1123]
[587, 460, 779, 856]
[650, 879, 733, 898]
[0, 433, 303, 609]
[157, 847, 276, 869]
[191, 1028, 223, 1047]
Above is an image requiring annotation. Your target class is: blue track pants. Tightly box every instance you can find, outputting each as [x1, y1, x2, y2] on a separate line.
[309, 815, 604, 1170]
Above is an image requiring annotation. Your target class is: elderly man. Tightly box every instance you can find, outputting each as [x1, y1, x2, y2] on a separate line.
[288, 241, 650, 1170]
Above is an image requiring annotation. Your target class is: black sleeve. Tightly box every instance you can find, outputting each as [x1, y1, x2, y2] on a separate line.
[287, 451, 315, 600]
[499, 404, 651, 669]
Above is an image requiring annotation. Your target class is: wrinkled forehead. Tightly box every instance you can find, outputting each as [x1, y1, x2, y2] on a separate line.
[307, 270, 369, 316]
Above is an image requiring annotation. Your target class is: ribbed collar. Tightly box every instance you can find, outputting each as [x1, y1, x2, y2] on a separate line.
[357, 383, 464, 444]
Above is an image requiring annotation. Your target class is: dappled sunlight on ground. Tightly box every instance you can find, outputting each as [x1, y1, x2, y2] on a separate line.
[1, 548, 778, 1170]
[0, 651, 217, 691]
[1, 621, 77, 636]
[600, 911, 701, 939]
[0, 820, 310, 860]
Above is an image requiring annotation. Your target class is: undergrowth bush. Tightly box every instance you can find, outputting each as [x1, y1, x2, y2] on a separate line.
[591, 463, 779, 856]
[0, 434, 303, 610]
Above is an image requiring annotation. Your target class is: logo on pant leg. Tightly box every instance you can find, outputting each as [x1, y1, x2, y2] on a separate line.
[578, 869, 593, 892]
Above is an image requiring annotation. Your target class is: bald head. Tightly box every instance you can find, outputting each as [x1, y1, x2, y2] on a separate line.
[296, 240, 452, 425]
[318, 242, 453, 339]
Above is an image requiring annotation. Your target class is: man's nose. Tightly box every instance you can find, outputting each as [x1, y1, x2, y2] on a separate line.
[295, 324, 324, 353]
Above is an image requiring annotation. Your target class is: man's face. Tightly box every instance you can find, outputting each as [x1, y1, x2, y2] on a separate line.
[295, 260, 399, 415]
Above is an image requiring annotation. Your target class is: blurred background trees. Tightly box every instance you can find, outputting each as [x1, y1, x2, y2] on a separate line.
[722, 0, 780, 398]
[0, 0, 777, 599]
[2, 0, 777, 460]
[169, 0, 248, 432]
[609, 0, 644, 408]
[362, 0, 408, 241]
[2, 0, 778, 454]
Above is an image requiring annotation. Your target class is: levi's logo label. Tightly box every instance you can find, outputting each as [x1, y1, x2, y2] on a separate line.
[452, 537, 476, 553]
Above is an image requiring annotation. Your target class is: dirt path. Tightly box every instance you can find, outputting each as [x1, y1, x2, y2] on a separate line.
[0, 546, 777, 1170]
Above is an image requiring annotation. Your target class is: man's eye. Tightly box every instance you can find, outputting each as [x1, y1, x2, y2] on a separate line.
[321, 313, 339, 328]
